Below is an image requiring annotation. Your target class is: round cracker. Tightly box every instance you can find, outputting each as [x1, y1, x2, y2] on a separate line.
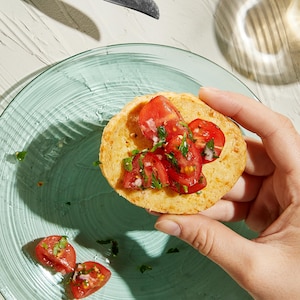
[99, 92, 246, 214]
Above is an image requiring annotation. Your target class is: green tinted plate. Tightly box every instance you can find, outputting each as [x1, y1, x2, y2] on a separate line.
[0, 44, 255, 299]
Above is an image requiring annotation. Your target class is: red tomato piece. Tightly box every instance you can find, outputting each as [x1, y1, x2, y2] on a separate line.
[169, 174, 207, 194]
[123, 152, 169, 190]
[165, 135, 202, 187]
[138, 95, 187, 143]
[35, 235, 76, 274]
[70, 261, 111, 299]
[188, 119, 225, 163]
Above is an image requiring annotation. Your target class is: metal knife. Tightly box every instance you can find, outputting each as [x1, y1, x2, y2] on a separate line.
[103, 0, 160, 19]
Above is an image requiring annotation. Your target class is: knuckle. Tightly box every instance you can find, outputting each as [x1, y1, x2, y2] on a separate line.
[186, 226, 215, 257]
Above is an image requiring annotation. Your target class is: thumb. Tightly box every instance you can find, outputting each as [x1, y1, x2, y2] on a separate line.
[155, 214, 256, 284]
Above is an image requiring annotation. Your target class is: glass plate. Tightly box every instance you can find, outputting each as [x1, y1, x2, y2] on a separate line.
[0, 44, 256, 300]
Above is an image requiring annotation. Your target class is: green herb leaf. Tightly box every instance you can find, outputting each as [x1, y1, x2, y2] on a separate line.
[179, 121, 195, 141]
[165, 152, 178, 170]
[166, 247, 179, 254]
[15, 151, 27, 161]
[131, 149, 140, 156]
[92, 160, 101, 166]
[178, 134, 188, 157]
[151, 172, 162, 189]
[53, 236, 68, 256]
[97, 239, 119, 257]
[150, 141, 164, 152]
[123, 157, 134, 171]
[182, 185, 188, 193]
[157, 125, 167, 142]
[206, 139, 215, 151]
[139, 264, 152, 273]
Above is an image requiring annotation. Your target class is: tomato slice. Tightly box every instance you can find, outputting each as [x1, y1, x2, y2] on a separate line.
[35, 235, 76, 274]
[165, 135, 202, 187]
[138, 95, 187, 143]
[70, 261, 111, 299]
[188, 119, 225, 163]
[123, 152, 169, 190]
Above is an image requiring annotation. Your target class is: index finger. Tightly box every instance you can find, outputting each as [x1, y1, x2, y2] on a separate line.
[199, 87, 300, 173]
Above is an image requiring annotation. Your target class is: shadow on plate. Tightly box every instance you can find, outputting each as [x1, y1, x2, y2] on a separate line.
[16, 119, 254, 299]
[21, 0, 100, 41]
[214, 0, 300, 85]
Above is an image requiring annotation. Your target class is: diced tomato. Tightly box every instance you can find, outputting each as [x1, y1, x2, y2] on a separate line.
[70, 261, 111, 299]
[138, 95, 186, 143]
[123, 96, 225, 195]
[123, 152, 169, 190]
[188, 119, 225, 163]
[169, 173, 207, 194]
[35, 235, 76, 274]
[165, 135, 203, 187]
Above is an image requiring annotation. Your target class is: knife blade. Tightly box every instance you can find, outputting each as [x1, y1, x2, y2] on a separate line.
[103, 0, 160, 19]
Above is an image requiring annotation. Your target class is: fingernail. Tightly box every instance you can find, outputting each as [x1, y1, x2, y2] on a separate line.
[155, 220, 181, 236]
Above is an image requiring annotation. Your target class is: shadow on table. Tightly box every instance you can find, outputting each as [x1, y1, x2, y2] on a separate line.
[214, 0, 300, 85]
[16, 118, 254, 299]
[21, 0, 100, 41]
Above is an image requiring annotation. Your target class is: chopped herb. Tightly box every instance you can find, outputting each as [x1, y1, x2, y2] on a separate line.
[166, 247, 179, 254]
[151, 172, 162, 189]
[157, 125, 167, 142]
[202, 139, 219, 159]
[53, 236, 68, 256]
[165, 152, 178, 170]
[131, 149, 140, 156]
[139, 264, 152, 273]
[178, 134, 188, 157]
[111, 240, 119, 256]
[15, 151, 27, 161]
[97, 239, 119, 257]
[123, 157, 134, 172]
[182, 185, 188, 194]
[138, 156, 148, 183]
[206, 139, 215, 151]
[41, 242, 48, 250]
[150, 141, 164, 152]
[93, 160, 101, 166]
[179, 121, 195, 141]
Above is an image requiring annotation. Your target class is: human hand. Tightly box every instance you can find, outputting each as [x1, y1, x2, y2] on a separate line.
[154, 87, 300, 299]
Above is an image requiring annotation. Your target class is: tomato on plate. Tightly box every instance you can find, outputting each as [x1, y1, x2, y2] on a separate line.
[188, 119, 225, 163]
[70, 261, 111, 299]
[35, 235, 76, 274]
[138, 95, 187, 143]
[123, 152, 169, 190]
[165, 135, 203, 188]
